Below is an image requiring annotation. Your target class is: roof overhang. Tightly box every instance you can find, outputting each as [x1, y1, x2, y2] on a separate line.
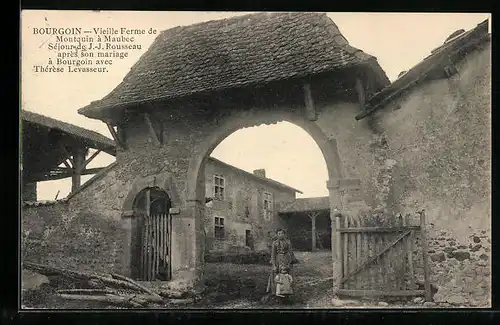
[355, 19, 490, 120]
[78, 12, 390, 124]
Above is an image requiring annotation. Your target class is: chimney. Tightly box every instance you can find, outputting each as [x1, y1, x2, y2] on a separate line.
[253, 169, 266, 178]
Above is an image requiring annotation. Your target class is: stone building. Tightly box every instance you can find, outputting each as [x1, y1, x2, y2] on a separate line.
[203, 157, 301, 253]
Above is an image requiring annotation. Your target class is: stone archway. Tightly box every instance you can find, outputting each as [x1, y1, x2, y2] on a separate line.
[187, 109, 344, 202]
[185, 108, 349, 281]
[122, 172, 180, 218]
[121, 172, 179, 281]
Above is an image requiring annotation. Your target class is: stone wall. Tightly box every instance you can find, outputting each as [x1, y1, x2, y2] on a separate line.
[426, 227, 491, 307]
[21, 163, 136, 278]
[372, 41, 491, 242]
[22, 202, 130, 276]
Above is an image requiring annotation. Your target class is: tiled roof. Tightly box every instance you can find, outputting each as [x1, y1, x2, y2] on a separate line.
[22, 110, 116, 155]
[208, 157, 303, 194]
[277, 196, 330, 214]
[356, 19, 490, 120]
[79, 12, 389, 120]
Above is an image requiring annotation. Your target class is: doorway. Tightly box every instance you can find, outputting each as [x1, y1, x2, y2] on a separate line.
[131, 187, 172, 281]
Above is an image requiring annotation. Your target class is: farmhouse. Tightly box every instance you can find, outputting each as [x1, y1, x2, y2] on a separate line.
[203, 158, 302, 253]
[22, 13, 490, 306]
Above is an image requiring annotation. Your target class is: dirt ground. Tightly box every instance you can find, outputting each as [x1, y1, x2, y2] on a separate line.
[193, 251, 441, 309]
[195, 250, 339, 309]
[22, 251, 443, 309]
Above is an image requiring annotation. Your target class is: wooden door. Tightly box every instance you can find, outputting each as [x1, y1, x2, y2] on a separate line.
[133, 188, 171, 281]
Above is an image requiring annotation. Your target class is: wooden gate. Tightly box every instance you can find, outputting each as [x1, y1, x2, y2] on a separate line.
[335, 210, 431, 300]
[139, 212, 171, 281]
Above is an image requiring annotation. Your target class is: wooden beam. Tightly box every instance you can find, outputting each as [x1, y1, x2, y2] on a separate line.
[311, 212, 317, 252]
[444, 64, 458, 78]
[71, 148, 86, 193]
[83, 149, 101, 168]
[106, 123, 125, 150]
[333, 213, 342, 295]
[338, 226, 421, 233]
[33, 167, 107, 182]
[419, 210, 432, 302]
[143, 113, 161, 146]
[61, 145, 74, 163]
[53, 166, 70, 172]
[62, 159, 72, 169]
[303, 83, 317, 121]
[62, 146, 75, 166]
[307, 211, 321, 220]
[106, 123, 120, 146]
[355, 78, 366, 109]
[307, 211, 320, 251]
[79, 167, 107, 175]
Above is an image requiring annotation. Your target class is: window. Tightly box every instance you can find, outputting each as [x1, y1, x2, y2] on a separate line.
[245, 206, 250, 218]
[263, 192, 273, 220]
[213, 174, 225, 201]
[214, 217, 225, 239]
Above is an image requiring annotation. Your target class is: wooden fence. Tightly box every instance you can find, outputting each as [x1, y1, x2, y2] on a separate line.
[139, 212, 171, 281]
[335, 210, 431, 300]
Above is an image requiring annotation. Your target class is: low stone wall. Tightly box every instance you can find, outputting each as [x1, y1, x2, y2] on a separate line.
[205, 251, 271, 265]
[426, 228, 491, 307]
[22, 203, 131, 276]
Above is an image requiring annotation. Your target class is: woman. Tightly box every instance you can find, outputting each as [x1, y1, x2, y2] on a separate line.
[266, 229, 298, 299]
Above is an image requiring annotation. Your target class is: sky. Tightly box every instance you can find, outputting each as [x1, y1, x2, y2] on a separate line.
[20, 11, 491, 201]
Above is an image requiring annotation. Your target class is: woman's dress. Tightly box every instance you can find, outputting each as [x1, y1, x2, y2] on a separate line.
[267, 238, 297, 295]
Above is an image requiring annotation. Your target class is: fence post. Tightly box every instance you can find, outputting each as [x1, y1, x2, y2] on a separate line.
[333, 211, 343, 295]
[419, 210, 432, 301]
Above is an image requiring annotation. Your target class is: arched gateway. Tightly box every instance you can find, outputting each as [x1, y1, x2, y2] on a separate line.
[78, 12, 390, 285]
